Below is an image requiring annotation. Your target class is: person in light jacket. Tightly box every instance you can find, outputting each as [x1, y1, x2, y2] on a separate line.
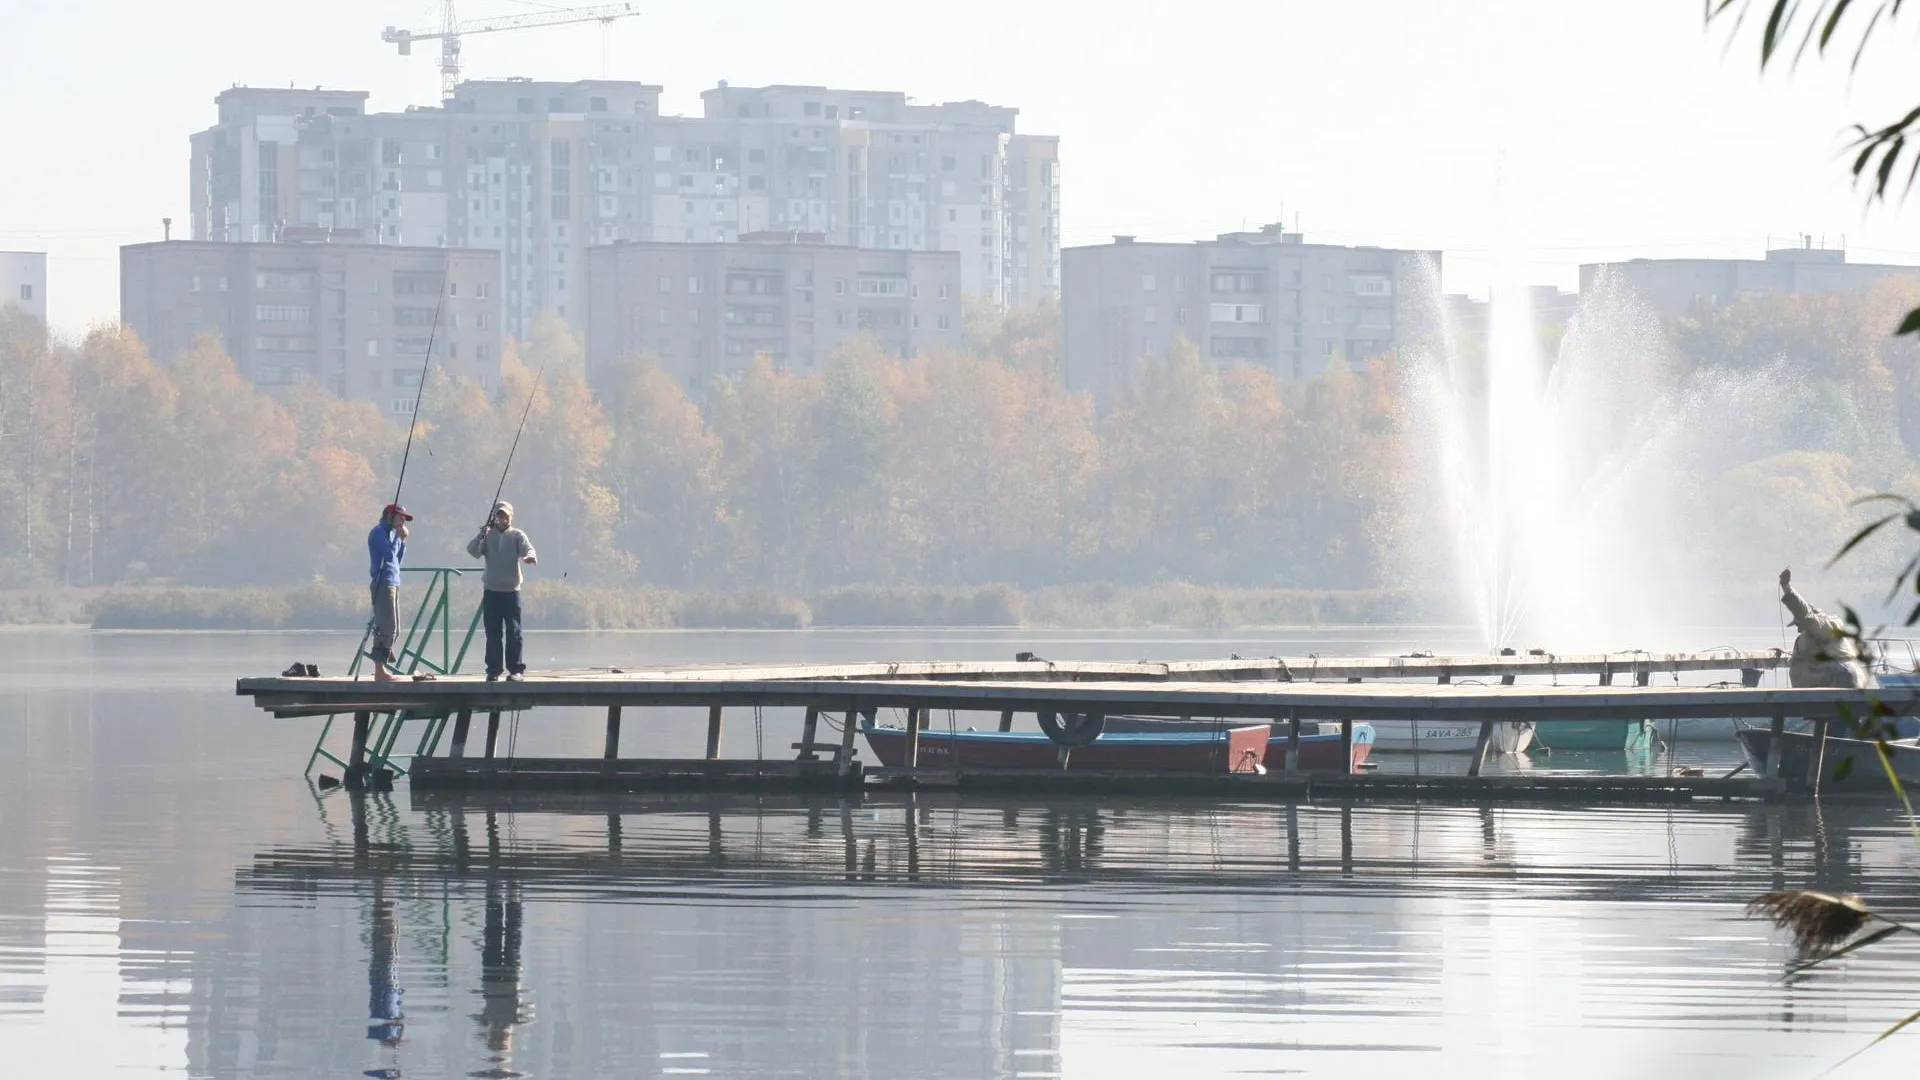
[467, 501, 537, 682]
[1779, 568, 1873, 689]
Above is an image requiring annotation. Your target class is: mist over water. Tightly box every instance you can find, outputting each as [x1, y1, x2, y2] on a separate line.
[1404, 265, 1805, 652]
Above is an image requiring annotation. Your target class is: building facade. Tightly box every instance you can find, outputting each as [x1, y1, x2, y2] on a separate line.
[1579, 244, 1920, 319]
[0, 251, 47, 324]
[1061, 225, 1436, 405]
[586, 234, 962, 387]
[120, 240, 501, 416]
[190, 80, 1059, 345]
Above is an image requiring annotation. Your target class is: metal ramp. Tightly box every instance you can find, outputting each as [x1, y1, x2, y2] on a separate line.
[306, 566, 481, 785]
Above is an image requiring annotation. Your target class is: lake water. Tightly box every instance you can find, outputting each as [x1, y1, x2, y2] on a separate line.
[2, 627, 1918, 1079]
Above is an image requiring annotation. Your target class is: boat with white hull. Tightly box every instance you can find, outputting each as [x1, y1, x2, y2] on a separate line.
[1367, 718, 1534, 754]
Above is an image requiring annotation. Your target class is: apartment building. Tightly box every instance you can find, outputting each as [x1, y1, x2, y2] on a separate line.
[1580, 243, 1920, 319]
[1061, 225, 1436, 405]
[586, 233, 961, 387]
[0, 251, 47, 323]
[189, 80, 1059, 345]
[120, 240, 501, 416]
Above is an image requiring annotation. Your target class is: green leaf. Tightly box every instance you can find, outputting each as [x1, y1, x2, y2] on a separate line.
[1761, 0, 1793, 63]
[1899, 306, 1920, 336]
[1834, 754, 1855, 781]
[1819, 0, 1858, 48]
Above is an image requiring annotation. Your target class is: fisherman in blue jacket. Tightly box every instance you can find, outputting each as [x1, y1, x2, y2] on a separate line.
[368, 503, 413, 682]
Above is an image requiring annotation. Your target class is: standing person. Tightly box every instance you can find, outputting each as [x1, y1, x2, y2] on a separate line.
[1779, 568, 1873, 690]
[468, 501, 537, 682]
[367, 503, 413, 683]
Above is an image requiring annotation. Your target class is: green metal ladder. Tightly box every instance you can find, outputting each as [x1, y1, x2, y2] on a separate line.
[306, 566, 483, 780]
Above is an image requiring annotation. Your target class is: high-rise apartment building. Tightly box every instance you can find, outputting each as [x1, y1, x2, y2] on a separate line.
[0, 251, 47, 324]
[1061, 225, 1436, 406]
[1579, 243, 1920, 319]
[121, 240, 501, 416]
[190, 80, 1059, 345]
[586, 233, 962, 387]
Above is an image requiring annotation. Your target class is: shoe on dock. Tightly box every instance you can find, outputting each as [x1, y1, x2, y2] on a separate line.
[485, 673, 500, 682]
[505, 672, 524, 682]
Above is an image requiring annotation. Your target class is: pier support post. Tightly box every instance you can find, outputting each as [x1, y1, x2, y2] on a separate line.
[1468, 719, 1497, 777]
[797, 707, 821, 760]
[837, 708, 861, 776]
[603, 705, 622, 760]
[346, 710, 372, 786]
[705, 706, 724, 760]
[1599, 663, 1614, 687]
[484, 711, 501, 759]
[1765, 714, 1785, 779]
[1285, 710, 1301, 776]
[1501, 674, 1515, 686]
[999, 710, 1014, 732]
[448, 708, 473, 758]
[904, 708, 923, 770]
[1808, 719, 1831, 796]
[1340, 720, 1354, 774]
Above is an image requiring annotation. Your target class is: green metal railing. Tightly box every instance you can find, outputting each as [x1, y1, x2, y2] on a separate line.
[306, 566, 483, 778]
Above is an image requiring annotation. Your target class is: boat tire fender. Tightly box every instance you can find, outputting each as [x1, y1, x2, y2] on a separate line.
[1037, 709, 1106, 746]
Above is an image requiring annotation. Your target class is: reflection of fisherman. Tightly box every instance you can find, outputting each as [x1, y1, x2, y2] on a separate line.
[1778, 569, 1874, 689]
[476, 879, 530, 1054]
[367, 890, 405, 1048]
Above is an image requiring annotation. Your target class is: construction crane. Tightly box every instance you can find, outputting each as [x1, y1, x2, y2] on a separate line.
[383, 2, 638, 100]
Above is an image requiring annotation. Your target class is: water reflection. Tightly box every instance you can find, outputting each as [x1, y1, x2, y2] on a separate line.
[211, 789, 1920, 1079]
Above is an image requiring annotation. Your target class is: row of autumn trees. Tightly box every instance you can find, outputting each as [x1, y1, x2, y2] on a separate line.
[6, 279, 1919, 598]
[0, 304, 1397, 591]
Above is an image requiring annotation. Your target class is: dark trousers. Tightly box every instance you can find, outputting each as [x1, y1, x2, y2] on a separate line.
[482, 590, 524, 677]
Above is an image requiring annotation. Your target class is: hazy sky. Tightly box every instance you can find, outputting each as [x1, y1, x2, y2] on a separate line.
[6, 0, 1920, 337]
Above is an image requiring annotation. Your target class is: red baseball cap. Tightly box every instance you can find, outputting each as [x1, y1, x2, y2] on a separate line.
[383, 503, 415, 521]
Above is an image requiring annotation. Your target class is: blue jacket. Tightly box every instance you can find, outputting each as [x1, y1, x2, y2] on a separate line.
[368, 522, 406, 587]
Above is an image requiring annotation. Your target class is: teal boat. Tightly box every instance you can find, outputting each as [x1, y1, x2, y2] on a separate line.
[1534, 719, 1656, 751]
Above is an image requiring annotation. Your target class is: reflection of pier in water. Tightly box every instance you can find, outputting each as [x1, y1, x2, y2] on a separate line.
[213, 790, 1920, 1078]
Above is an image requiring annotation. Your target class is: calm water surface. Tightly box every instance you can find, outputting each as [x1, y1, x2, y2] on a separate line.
[1, 627, 1917, 1079]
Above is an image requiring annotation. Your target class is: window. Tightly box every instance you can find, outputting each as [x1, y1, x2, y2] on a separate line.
[449, 283, 458, 297]
[834, 279, 845, 296]
[687, 276, 702, 294]
[855, 276, 906, 297]
[590, 96, 608, 112]
[1141, 274, 1157, 291]
[1323, 307, 1333, 325]
[18, 284, 29, 302]
[1210, 271, 1266, 293]
[1323, 341, 1335, 356]
[657, 309, 672, 324]
[941, 155, 955, 170]
[255, 305, 313, 323]
[937, 284, 949, 300]
[1143, 306, 1158, 323]
[1358, 308, 1392, 329]
[654, 145, 673, 163]
[476, 282, 488, 299]
[477, 343, 491, 362]
[688, 309, 701, 324]
[937, 314, 950, 330]
[391, 398, 415, 414]
[1209, 302, 1267, 324]
[367, 339, 380, 357]
[189, 275, 201, 293]
[392, 368, 424, 388]
[748, 175, 765, 191]
[1351, 274, 1392, 297]
[748, 148, 765, 164]
[658, 276, 673, 293]
[803, 101, 821, 116]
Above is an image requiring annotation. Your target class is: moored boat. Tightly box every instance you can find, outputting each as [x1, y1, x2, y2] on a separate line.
[1736, 727, 1920, 792]
[1367, 719, 1534, 754]
[1097, 716, 1374, 772]
[860, 720, 1273, 773]
[1533, 719, 1657, 752]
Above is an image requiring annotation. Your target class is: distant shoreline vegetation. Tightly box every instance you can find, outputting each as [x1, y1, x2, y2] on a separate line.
[0, 583, 1411, 631]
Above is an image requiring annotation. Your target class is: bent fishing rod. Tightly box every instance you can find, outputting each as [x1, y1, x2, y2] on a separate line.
[482, 361, 549, 527]
[389, 262, 452, 507]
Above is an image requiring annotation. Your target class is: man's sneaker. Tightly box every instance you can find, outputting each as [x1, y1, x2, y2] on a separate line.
[505, 672, 524, 682]
[485, 673, 500, 682]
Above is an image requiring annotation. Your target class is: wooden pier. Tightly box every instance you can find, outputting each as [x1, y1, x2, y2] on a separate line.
[233, 647, 1920, 804]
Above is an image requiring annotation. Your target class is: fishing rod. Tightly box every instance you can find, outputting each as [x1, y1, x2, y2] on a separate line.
[482, 361, 549, 527]
[389, 264, 451, 506]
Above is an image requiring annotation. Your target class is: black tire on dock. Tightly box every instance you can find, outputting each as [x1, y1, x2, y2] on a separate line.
[1037, 709, 1106, 746]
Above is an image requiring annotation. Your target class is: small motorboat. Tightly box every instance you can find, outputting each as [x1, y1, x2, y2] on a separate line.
[860, 719, 1273, 773]
[1736, 726, 1920, 792]
[1367, 718, 1534, 754]
[1098, 716, 1374, 772]
[1532, 719, 1657, 752]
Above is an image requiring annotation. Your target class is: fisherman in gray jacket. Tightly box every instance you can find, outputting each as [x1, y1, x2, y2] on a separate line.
[1779, 568, 1873, 690]
[468, 501, 537, 681]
